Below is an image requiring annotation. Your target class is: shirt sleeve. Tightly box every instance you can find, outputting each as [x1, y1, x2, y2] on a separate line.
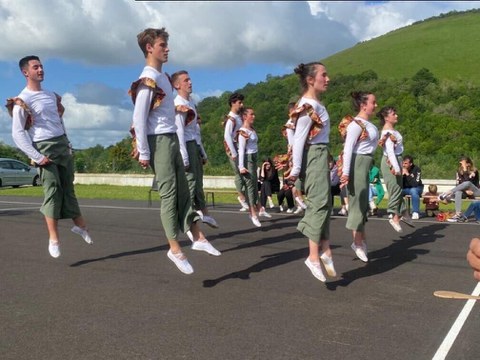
[175, 112, 189, 167]
[238, 134, 247, 172]
[341, 123, 363, 177]
[385, 138, 401, 173]
[132, 84, 153, 161]
[223, 119, 237, 158]
[290, 115, 311, 177]
[11, 106, 46, 164]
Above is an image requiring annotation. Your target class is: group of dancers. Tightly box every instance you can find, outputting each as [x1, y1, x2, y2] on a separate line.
[7, 27, 480, 281]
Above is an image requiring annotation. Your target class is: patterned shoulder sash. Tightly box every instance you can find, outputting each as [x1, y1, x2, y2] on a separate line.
[175, 105, 196, 126]
[289, 103, 323, 141]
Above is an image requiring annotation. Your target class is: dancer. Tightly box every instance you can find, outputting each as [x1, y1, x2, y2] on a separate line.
[287, 62, 336, 282]
[237, 107, 271, 227]
[130, 28, 220, 275]
[223, 92, 249, 211]
[340, 91, 379, 263]
[8, 55, 93, 259]
[172, 70, 218, 228]
[377, 106, 413, 233]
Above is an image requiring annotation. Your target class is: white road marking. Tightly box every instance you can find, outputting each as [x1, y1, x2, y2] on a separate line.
[432, 282, 480, 360]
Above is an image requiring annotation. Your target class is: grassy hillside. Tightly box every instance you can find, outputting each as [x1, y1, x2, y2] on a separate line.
[322, 10, 480, 84]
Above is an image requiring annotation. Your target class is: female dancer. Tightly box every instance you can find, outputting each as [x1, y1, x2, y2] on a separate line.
[238, 107, 271, 227]
[287, 62, 336, 282]
[340, 91, 379, 263]
[377, 106, 413, 233]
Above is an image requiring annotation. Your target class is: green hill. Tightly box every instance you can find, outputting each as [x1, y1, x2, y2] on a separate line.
[322, 10, 480, 84]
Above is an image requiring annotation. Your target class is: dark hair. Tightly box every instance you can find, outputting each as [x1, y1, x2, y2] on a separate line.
[294, 62, 324, 93]
[171, 70, 188, 85]
[351, 91, 373, 112]
[19, 55, 40, 71]
[376, 106, 396, 125]
[228, 92, 244, 107]
[403, 155, 414, 164]
[240, 106, 253, 117]
[458, 156, 476, 175]
[137, 28, 169, 58]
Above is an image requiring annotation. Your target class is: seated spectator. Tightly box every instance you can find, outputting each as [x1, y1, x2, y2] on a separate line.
[258, 158, 280, 210]
[423, 184, 440, 217]
[277, 178, 295, 213]
[368, 161, 384, 215]
[456, 156, 479, 199]
[402, 155, 424, 219]
[329, 154, 345, 212]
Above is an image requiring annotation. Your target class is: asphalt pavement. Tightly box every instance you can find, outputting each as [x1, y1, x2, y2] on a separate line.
[1, 195, 479, 360]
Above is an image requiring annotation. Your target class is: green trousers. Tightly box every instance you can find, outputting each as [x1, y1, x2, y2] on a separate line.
[228, 156, 246, 194]
[297, 144, 331, 243]
[346, 154, 373, 232]
[148, 134, 198, 240]
[34, 135, 81, 219]
[240, 153, 258, 207]
[381, 155, 406, 215]
[185, 140, 206, 210]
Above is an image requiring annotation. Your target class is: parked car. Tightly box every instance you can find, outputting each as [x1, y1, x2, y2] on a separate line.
[0, 158, 41, 188]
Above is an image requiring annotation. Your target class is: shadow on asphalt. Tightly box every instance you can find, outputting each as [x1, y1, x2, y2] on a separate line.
[325, 223, 448, 290]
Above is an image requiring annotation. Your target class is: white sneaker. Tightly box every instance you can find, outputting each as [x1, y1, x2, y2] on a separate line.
[167, 250, 194, 274]
[389, 219, 403, 233]
[237, 196, 249, 210]
[411, 212, 419, 220]
[279, 205, 284, 212]
[351, 242, 368, 262]
[239, 207, 248, 212]
[191, 240, 221, 256]
[338, 208, 347, 216]
[294, 206, 304, 215]
[202, 215, 219, 228]
[186, 230, 194, 242]
[295, 196, 307, 210]
[320, 253, 337, 277]
[71, 226, 93, 244]
[259, 209, 272, 218]
[268, 199, 275, 209]
[304, 258, 326, 282]
[48, 240, 61, 258]
[286, 208, 294, 214]
[388, 213, 393, 219]
[249, 215, 262, 227]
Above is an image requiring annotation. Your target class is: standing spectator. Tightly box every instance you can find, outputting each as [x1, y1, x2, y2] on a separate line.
[223, 93, 249, 211]
[237, 107, 271, 227]
[258, 158, 280, 210]
[130, 28, 220, 275]
[287, 61, 336, 282]
[340, 91, 379, 263]
[8, 55, 93, 259]
[172, 70, 218, 228]
[329, 154, 346, 213]
[402, 155, 424, 220]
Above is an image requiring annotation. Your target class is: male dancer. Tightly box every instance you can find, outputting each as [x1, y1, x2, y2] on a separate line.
[223, 92, 249, 211]
[8, 55, 92, 258]
[130, 28, 220, 275]
[172, 70, 218, 228]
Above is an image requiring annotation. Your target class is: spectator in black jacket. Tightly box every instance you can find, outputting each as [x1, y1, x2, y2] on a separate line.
[258, 158, 280, 210]
[402, 155, 424, 219]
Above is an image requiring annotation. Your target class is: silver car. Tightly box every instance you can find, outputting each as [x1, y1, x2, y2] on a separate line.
[0, 158, 41, 188]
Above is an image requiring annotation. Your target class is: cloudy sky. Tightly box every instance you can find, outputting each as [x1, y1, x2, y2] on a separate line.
[1, 0, 479, 150]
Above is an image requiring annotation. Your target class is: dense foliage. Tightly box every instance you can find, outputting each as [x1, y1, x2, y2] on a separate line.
[2, 10, 479, 180]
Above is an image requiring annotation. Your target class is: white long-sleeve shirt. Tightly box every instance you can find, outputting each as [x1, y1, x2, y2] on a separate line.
[132, 66, 176, 161]
[290, 98, 330, 178]
[174, 95, 198, 167]
[195, 123, 207, 160]
[341, 117, 379, 177]
[381, 129, 404, 174]
[11, 88, 66, 163]
[223, 111, 242, 158]
[237, 127, 258, 172]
